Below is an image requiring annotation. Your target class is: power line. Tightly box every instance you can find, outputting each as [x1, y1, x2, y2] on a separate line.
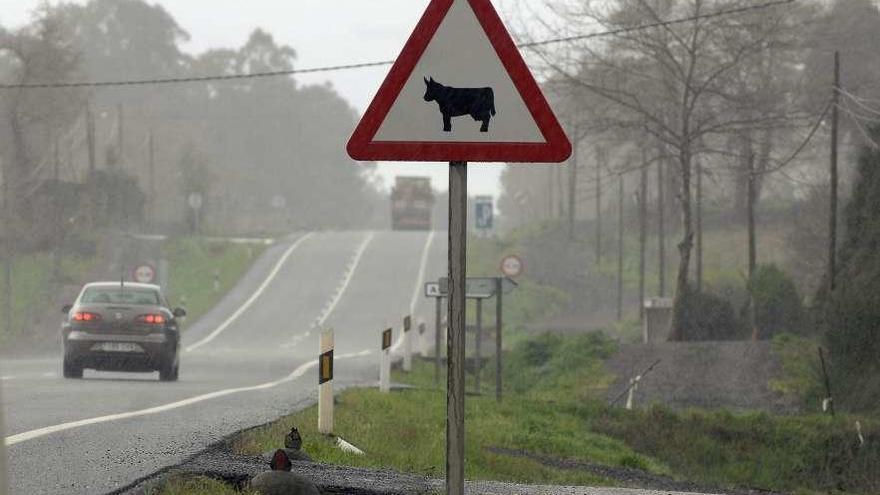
[0, 0, 795, 90]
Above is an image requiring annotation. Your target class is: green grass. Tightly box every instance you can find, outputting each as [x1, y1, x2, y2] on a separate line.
[149, 474, 255, 495]
[233, 331, 880, 495]
[0, 252, 96, 344]
[161, 238, 265, 327]
[233, 333, 668, 487]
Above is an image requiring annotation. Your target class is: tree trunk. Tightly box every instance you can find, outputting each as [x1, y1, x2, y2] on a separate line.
[670, 143, 694, 342]
[617, 175, 625, 322]
[695, 155, 703, 292]
[747, 151, 758, 341]
[657, 157, 666, 297]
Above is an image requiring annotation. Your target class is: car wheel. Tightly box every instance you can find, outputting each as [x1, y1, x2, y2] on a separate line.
[63, 358, 83, 379]
[159, 357, 179, 382]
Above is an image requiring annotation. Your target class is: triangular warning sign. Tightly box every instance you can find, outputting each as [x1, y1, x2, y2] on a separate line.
[347, 0, 571, 163]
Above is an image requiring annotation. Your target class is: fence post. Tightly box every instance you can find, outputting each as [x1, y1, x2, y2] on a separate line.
[318, 328, 334, 434]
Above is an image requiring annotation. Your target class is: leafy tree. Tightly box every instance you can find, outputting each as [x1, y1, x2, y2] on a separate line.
[820, 124, 880, 411]
[750, 264, 804, 339]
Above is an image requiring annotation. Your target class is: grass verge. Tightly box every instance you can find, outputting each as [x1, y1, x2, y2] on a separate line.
[161, 238, 265, 327]
[232, 331, 880, 495]
[149, 474, 255, 495]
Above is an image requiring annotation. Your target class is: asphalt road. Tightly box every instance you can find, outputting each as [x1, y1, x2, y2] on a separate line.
[0, 230, 445, 495]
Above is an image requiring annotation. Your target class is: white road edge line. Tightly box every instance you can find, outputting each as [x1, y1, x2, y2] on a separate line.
[392, 231, 435, 352]
[312, 232, 374, 329]
[4, 350, 372, 447]
[185, 232, 315, 352]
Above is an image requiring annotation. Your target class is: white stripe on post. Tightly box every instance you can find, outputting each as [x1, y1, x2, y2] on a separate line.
[318, 328, 334, 435]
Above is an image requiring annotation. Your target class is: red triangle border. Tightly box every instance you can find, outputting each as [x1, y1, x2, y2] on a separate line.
[347, 0, 572, 163]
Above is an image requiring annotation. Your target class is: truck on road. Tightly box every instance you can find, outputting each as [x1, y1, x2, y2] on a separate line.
[391, 176, 434, 231]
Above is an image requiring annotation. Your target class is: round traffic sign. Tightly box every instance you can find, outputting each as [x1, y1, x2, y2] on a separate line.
[500, 255, 523, 278]
[132, 263, 157, 284]
[188, 192, 203, 210]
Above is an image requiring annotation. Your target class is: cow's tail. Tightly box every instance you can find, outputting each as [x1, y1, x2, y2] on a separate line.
[490, 89, 496, 116]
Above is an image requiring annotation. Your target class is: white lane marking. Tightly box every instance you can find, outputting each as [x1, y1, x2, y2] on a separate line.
[312, 232, 374, 329]
[4, 349, 373, 447]
[392, 231, 435, 352]
[41, 372, 56, 378]
[185, 232, 315, 352]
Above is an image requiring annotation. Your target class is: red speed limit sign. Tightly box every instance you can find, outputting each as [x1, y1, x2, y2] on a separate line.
[132, 264, 157, 284]
[500, 255, 523, 278]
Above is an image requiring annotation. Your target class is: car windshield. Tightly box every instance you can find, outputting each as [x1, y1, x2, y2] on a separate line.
[80, 288, 160, 306]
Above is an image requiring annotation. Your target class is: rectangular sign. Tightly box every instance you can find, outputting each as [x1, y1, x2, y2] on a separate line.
[437, 277, 517, 298]
[425, 282, 443, 298]
[475, 196, 493, 230]
[382, 328, 393, 351]
[319, 350, 334, 384]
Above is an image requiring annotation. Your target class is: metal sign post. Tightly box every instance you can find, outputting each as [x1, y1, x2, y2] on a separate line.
[475, 298, 483, 394]
[347, 1, 569, 491]
[318, 329, 334, 434]
[495, 277, 503, 402]
[447, 161, 467, 494]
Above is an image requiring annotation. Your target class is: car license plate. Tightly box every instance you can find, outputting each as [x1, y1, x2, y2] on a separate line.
[92, 342, 143, 353]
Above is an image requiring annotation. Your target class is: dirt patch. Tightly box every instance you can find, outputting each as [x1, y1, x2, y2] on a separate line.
[605, 342, 800, 414]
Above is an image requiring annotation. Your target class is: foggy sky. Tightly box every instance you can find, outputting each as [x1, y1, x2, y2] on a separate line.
[0, 0, 559, 197]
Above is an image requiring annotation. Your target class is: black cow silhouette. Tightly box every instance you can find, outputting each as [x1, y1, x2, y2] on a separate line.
[423, 77, 496, 133]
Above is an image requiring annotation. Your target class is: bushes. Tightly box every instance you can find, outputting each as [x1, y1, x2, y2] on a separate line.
[750, 264, 805, 338]
[677, 284, 746, 341]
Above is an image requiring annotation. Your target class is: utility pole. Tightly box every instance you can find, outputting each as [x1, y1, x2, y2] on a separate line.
[617, 174, 624, 322]
[657, 158, 666, 297]
[148, 131, 156, 230]
[596, 150, 603, 264]
[829, 51, 840, 293]
[52, 135, 62, 283]
[695, 156, 703, 292]
[86, 105, 96, 174]
[116, 103, 124, 169]
[568, 126, 578, 240]
[638, 153, 648, 323]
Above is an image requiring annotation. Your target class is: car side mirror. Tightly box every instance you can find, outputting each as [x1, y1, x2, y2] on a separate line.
[173, 307, 187, 318]
[61, 304, 73, 315]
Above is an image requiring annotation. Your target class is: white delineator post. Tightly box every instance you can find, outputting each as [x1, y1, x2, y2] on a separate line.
[380, 328, 391, 393]
[318, 328, 334, 435]
[403, 316, 413, 372]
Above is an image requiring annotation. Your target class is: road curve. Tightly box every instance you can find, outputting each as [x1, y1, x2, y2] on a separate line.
[0, 230, 445, 495]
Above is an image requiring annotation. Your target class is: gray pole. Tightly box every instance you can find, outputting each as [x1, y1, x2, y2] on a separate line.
[829, 51, 840, 293]
[639, 153, 648, 323]
[495, 277, 503, 402]
[568, 127, 578, 239]
[475, 298, 482, 394]
[595, 148, 603, 265]
[617, 175, 624, 322]
[657, 158, 666, 297]
[148, 131, 156, 230]
[435, 295, 442, 387]
[447, 161, 467, 495]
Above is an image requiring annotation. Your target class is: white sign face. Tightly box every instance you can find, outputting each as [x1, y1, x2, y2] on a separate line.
[501, 255, 523, 278]
[373, 0, 543, 144]
[133, 264, 156, 284]
[425, 282, 442, 298]
[188, 193, 203, 210]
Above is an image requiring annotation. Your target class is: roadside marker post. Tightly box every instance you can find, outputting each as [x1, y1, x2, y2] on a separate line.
[348, 0, 570, 492]
[318, 328, 334, 434]
[418, 321, 429, 357]
[380, 328, 392, 393]
[403, 315, 413, 372]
